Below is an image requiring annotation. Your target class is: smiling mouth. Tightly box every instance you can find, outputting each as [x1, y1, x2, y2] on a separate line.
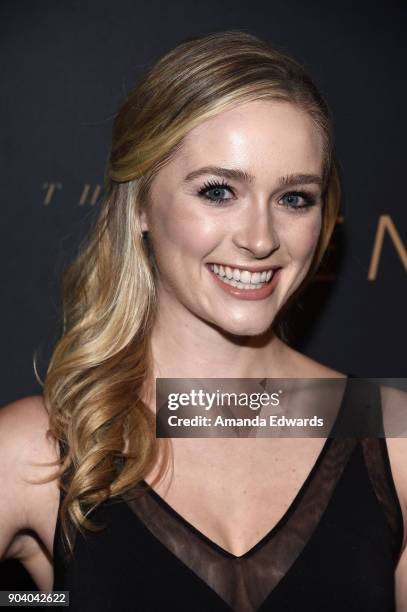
[207, 263, 279, 290]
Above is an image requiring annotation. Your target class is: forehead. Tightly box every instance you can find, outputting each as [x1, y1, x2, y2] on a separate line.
[177, 99, 324, 176]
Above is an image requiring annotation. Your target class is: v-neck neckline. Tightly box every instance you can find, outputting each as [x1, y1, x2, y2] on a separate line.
[139, 436, 334, 560]
[138, 375, 351, 560]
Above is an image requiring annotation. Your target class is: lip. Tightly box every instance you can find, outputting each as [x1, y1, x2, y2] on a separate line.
[206, 263, 282, 301]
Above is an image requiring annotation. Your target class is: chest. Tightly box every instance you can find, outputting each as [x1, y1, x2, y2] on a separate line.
[143, 437, 331, 557]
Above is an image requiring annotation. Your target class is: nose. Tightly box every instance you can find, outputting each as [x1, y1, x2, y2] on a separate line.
[232, 198, 280, 259]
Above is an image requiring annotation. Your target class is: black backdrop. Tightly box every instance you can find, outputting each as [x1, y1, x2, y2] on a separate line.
[1, 0, 406, 589]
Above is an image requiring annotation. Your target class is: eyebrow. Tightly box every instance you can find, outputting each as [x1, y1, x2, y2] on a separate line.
[183, 165, 323, 188]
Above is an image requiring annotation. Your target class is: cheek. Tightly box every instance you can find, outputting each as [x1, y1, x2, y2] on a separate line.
[154, 198, 222, 259]
[278, 212, 322, 262]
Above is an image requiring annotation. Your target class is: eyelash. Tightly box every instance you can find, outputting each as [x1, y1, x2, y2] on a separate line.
[196, 179, 317, 212]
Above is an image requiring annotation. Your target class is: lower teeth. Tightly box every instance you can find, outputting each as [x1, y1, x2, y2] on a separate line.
[214, 273, 268, 290]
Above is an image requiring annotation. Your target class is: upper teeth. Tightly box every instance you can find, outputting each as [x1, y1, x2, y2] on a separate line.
[210, 264, 273, 284]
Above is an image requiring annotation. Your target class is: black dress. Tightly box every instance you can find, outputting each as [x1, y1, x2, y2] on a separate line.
[52, 375, 404, 611]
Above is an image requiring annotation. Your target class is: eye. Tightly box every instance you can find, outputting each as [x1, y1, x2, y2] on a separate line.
[197, 179, 235, 205]
[278, 191, 317, 212]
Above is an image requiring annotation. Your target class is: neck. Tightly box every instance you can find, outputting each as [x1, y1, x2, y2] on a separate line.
[150, 294, 290, 380]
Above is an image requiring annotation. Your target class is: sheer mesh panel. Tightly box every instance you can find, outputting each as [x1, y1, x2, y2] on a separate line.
[361, 437, 404, 562]
[122, 437, 357, 611]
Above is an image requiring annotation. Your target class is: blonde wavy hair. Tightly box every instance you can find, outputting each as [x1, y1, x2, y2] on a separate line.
[33, 30, 341, 555]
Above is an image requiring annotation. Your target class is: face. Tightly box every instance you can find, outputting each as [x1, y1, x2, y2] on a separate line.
[141, 99, 325, 336]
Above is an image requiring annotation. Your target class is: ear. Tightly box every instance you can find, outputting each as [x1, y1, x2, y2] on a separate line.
[140, 209, 149, 233]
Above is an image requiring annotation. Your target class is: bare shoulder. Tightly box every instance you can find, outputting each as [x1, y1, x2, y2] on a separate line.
[380, 384, 407, 497]
[0, 395, 51, 442]
[0, 394, 59, 486]
[279, 344, 347, 378]
[379, 384, 407, 607]
[0, 395, 61, 561]
[379, 385, 407, 548]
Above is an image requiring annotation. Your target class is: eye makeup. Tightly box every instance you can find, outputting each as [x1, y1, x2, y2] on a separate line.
[197, 179, 236, 204]
[196, 179, 319, 212]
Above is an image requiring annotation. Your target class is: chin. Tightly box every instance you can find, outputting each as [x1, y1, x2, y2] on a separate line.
[216, 317, 274, 338]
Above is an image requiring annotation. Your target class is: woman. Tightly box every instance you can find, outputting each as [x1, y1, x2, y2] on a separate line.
[1, 30, 407, 611]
